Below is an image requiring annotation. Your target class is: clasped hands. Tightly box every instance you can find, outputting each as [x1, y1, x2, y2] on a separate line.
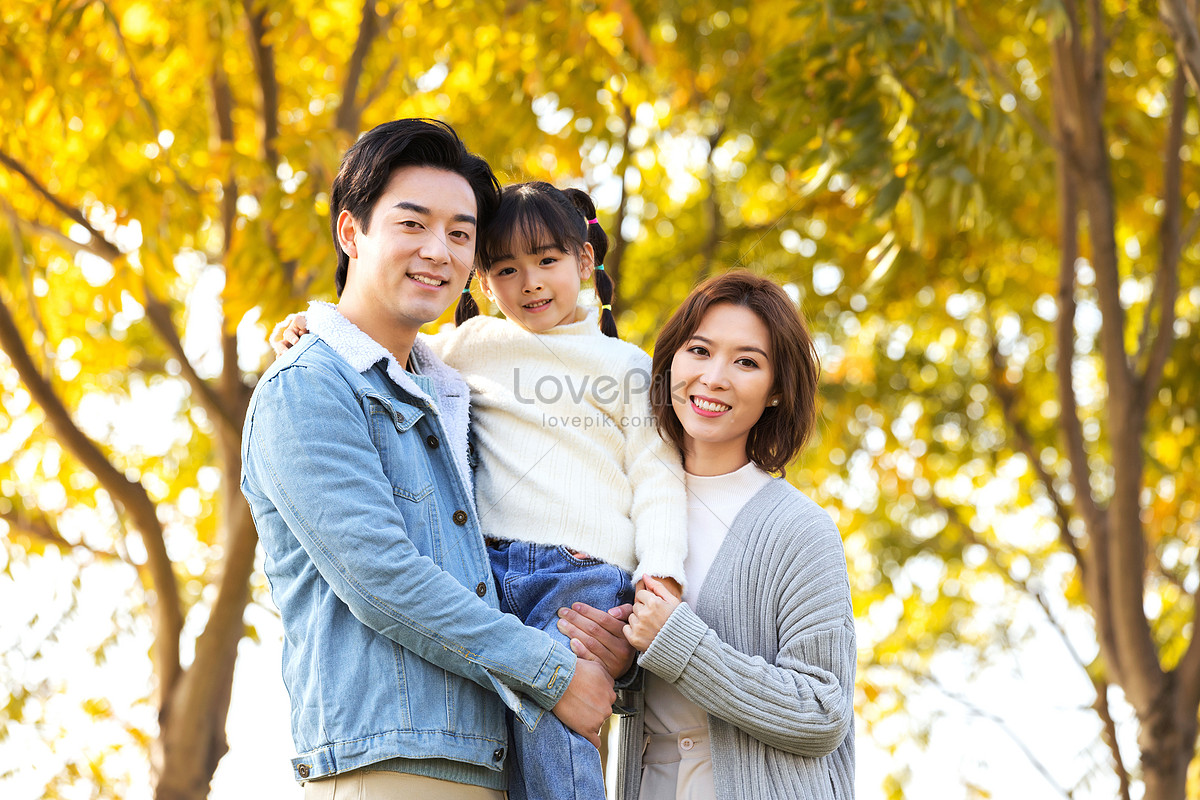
[552, 575, 681, 746]
[556, 574, 681, 669]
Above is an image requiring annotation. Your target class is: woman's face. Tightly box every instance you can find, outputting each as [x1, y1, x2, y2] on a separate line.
[669, 303, 777, 474]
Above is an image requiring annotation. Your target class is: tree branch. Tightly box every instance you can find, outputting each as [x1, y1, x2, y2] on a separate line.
[1066, 0, 1163, 715]
[1048, 52, 1125, 691]
[207, 34, 238, 261]
[955, 7, 1063, 161]
[2, 206, 116, 263]
[0, 149, 122, 262]
[696, 125, 727, 284]
[1091, 675, 1133, 800]
[934, 496, 1091, 678]
[1086, 0, 1107, 112]
[242, 0, 279, 168]
[1178, 580, 1200, 715]
[357, 55, 401, 119]
[1, 203, 52, 373]
[97, 0, 200, 197]
[1137, 70, 1187, 410]
[914, 672, 1077, 800]
[336, 0, 392, 136]
[1, 507, 127, 565]
[608, 102, 634, 312]
[987, 336, 1083, 570]
[1050, 108, 1103, 539]
[141, 288, 239, 436]
[0, 295, 183, 697]
[1160, 0, 1200, 97]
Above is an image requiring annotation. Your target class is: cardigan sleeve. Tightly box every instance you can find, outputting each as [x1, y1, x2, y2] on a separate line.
[620, 349, 689, 587]
[637, 505, 856, 758]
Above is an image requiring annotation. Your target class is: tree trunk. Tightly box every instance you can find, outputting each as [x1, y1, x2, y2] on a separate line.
[155, 668, 233, 800]
[1046, 4, 1198, 798]
[1138, 674, 1194, 800]
[155, 340, 257, 799]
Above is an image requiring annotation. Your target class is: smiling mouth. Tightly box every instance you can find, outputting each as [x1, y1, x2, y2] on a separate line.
[409, 274, 446, 287]
[523, 299, 551, 310]
[691, 396, 731, 413]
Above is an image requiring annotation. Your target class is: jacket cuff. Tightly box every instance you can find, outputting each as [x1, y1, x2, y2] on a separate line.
[637, 602, 707, 684]
[503, 639, 575, 730]
[534, 640, 577, 706]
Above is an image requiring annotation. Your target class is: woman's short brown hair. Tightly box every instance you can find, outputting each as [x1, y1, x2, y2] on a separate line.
[651, 271, 820, 474]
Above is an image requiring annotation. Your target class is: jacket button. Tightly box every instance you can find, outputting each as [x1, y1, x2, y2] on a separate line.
[426, 435, 439, 449]
[297, 764, 310, 778]
[493, 747, 505, 761]
[453, 509, 469, 525]
[476, 582, 487, 597]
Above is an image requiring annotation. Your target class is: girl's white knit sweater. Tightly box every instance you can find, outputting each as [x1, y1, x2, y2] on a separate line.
[422, 307, 688, 585]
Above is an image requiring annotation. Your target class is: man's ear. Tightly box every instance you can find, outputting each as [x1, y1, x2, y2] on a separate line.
[336, 210, 359, 259]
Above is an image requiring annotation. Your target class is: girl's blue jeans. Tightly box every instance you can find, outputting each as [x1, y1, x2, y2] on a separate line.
[486, 540, 634, 800]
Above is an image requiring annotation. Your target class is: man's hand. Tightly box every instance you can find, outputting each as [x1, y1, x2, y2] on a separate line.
[270, 312, 309, 357]
[557, 602, 636, 680]
[551, 658, 615, 749]
[624, 575, 681, 651]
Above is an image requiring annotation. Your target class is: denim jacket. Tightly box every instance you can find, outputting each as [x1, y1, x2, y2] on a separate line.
[240, 303, 576, 786]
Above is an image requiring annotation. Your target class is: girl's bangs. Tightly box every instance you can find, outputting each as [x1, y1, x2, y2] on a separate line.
[507, 208, 569, 256]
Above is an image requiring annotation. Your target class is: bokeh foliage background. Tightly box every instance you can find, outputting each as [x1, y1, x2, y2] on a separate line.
[1, 0, 1199, 798]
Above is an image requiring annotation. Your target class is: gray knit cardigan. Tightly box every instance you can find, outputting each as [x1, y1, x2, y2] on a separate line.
[615, 478, 856, 800]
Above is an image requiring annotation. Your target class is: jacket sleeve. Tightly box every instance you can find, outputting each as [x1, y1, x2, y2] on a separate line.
[621, 350, 689, 588]
[242, 361, 575, 714]
[636, 511, 855, 757]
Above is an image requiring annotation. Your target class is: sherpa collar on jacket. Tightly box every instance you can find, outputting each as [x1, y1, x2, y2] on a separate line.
[305, 301, 473, 494]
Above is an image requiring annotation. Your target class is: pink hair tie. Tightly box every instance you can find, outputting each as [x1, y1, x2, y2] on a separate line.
[586, 217, 599, 225]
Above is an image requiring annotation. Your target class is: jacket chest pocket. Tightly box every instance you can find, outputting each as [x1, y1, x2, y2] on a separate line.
[364, 394, 435, 503]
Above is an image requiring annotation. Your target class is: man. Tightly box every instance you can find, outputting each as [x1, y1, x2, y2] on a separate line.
[241, 119, 622, 799]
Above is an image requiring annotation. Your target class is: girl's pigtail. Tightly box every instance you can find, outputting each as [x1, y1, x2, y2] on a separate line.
[563, 188, 618, 338]
[455, 272, 481, 326]
[593, 260, 618, 339]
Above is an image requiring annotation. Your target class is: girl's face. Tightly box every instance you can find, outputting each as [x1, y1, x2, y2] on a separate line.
[669, 303, 778, 475]
[479, 230, 594, 333]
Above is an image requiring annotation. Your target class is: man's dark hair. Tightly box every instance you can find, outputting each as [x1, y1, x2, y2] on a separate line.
[329, 118, 502, 296]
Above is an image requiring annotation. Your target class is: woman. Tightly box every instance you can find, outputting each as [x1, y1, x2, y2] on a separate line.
[564, 270, 855, 799]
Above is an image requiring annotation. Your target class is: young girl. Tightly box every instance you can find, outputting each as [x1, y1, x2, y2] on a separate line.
[607, 271, 856, 799]
[274, 182, 688, 800]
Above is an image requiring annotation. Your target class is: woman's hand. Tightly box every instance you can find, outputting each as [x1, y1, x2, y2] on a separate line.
[270, 312, 309, 357]
[624, 575, 681, 651]
[649, 575, 683, 599]
[557, 602, 636, 680]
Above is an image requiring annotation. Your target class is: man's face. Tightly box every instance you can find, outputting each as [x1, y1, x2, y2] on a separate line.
[337, 166, 477, 337]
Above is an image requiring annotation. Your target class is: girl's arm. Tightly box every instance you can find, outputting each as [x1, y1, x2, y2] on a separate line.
[630, 517, 855, 758]
[268, 309, 462, 360]
[620, 351, 689, 589]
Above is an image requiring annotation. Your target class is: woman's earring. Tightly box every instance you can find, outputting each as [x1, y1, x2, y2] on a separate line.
[770, 398, 780, 406]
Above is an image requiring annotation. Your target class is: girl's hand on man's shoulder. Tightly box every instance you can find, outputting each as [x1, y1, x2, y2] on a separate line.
[270, 312, 308, 357]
